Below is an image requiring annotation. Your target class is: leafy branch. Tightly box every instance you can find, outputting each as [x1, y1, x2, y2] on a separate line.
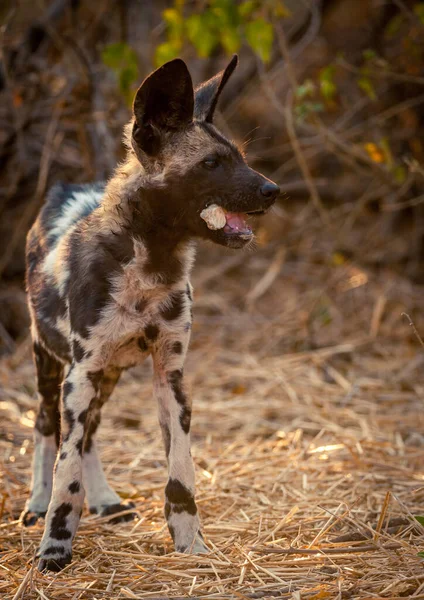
[155, 0, 291, 66]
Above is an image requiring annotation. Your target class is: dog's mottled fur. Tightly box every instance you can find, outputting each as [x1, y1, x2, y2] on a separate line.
[23, 56, 280, 571]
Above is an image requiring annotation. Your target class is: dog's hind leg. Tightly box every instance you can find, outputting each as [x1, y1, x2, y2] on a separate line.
[22, 342, 63, 526]
[37, 361, 105, 571]
[83, 367, 136, 522]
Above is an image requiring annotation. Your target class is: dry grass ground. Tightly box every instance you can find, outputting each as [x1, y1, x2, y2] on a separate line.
[1, 210, 424, 599]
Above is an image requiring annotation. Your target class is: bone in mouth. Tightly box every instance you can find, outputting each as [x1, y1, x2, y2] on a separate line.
[200, 204, 227, 230]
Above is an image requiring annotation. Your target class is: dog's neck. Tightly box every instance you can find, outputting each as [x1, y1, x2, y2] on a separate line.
[102, 154, 195, 286]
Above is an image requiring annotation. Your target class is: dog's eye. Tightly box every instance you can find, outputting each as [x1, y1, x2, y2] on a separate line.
[202, 157, 220, 170]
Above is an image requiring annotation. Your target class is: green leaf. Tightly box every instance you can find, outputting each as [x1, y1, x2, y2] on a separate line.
[321, 80, 337, 100]
[194, 30, 219, 57]
[245, 17, 274, 63]
[296, 79, 315, 99]
[415, 515, 424, 526]
[320, 65, 336, 84]
[154, 41, 181, 67]
[393, 165, 407, 184]
[102, 45, 121, 69]
[379, 137, 393, 168]
[101, 42, 139, 105]
[239, 0, 257, 18]
[319, 65, 337, 100]
[363, 48, 377, 61]
[273, 1, 291, 18]
[414, 3, 424, 25]
[211, 0, 240, 27]
[120, 65, 138, 93]
[186, 14, 219, 58]
[385, 13, 404, 38]
[102, 42, 137, 70]
[417, 551, 424, 558]
[357, 76, 377, 100]
[162, 7, 183, 28]
[185, 14, 203, 44]
[221, 27, 241, 54]
[294, 101, 324, 123]
[294, 104, 307, 122]
[162, 6, 184, 44]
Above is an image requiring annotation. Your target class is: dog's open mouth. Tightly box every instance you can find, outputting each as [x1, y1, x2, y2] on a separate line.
[223, 212, 252, 237]
[200, 205, 266, 239]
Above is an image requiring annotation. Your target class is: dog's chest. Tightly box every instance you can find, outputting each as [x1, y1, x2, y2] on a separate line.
[90, 271, 192, 369]
[95, 302, 166, 369]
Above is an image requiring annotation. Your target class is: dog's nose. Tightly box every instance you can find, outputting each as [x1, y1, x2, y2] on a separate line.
[260, 181, 280, 200]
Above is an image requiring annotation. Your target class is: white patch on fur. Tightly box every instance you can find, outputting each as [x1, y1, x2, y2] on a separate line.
[83, 445, 121, 511]
[48, 189, 102, 242]
[23, 431, 57, 515]
[56, 315, 70, 340]
[42, 227, 74, 296]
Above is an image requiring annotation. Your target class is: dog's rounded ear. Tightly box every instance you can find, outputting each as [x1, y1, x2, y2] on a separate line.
[194, 55, 238, 123]
[133, 59, 194, 155]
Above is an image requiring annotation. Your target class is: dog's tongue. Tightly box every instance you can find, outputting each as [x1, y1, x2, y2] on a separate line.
[224, 212, 251, 234]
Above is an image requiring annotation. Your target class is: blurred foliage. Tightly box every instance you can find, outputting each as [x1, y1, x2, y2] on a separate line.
[414, 2, 424, 23]
[293, 0, 424, 124]
[101, 0, 291, 103]
[101, 42, 139, 105]
[319, 65, 337, 102]
[292, 20, 423, 184]
[386, 1, 424, 36]
[294, 79, 324, 121]
[294, 49, 383, 124]
[155, 0, 290, 66]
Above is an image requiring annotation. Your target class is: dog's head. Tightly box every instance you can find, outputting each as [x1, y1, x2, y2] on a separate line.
[130, 56, 279, 249]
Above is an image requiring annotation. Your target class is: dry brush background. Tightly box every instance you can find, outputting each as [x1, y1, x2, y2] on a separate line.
[1, 1, 424, 598]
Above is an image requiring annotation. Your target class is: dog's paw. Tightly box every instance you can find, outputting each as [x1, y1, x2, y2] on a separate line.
[38, 555, 72, 572]
[37, 544, 72, 572]
[177, 532, 210, 555]
[90, 501, 137, 524]
[190, 532, 210, 554]
[21, 509, 46, 527]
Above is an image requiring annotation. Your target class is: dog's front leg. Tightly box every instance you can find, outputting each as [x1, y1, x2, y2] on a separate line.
[36, 363, 101, 571]
[153, 336, 208, 554]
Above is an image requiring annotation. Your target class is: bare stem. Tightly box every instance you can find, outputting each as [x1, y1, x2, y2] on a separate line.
[401, 313, 424, 349]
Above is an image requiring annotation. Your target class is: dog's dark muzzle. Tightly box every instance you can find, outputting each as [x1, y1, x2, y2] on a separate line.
[202, 170, 280, 245]
[242, 178, 279, 215]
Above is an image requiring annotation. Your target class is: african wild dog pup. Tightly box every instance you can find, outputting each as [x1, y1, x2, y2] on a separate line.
[23, 55, 280, 571]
